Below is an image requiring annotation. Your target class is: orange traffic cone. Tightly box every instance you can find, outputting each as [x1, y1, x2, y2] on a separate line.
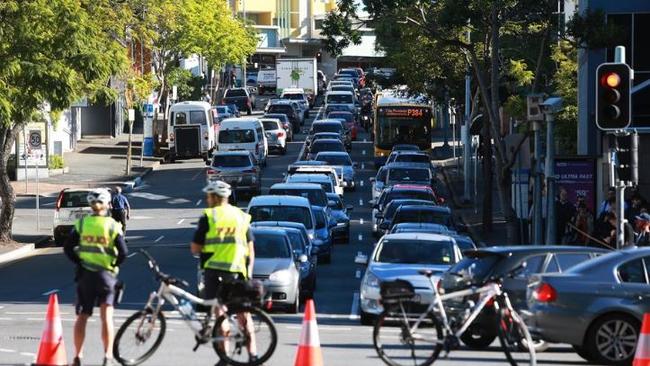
[294, 299, 323, 366]
[33, 294, 67, 366]
[634, 314, 650, 366]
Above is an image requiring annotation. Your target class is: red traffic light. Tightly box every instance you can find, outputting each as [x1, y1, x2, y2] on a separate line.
[601, 72, 621, 88]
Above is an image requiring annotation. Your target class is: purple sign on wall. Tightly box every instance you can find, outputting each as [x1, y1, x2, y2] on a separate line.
[554, 157, 597, 214]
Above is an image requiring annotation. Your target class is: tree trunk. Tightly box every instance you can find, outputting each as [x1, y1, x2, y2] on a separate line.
[0, 124, 22, 242]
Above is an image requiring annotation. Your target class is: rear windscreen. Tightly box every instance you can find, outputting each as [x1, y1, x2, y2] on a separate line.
[212, 155, 251, 168]
[62, 191, 90, 208]
[310, 141, 345, 154]
[262, 121, 279, 131]
[327, 113, 353, 123]
[225, 89, 247, 97]
[218, 129, 255, 143]
[249, 206, 313, 229]
[253, 234, 291, 258]
[282, 94, 304, 100]
[396, 154, 430, 164]
[312, 124, 342, 134]
[326, 94, 353, 104]
[269, 188, 327, 207]
[268, 105, 293, 115]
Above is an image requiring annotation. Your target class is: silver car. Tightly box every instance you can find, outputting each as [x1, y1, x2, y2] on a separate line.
[314, 151, 356, 191]
[251, 227, 305, 313]
[527, 247, 650, 365]
[206, 151, 260, 195]
[356, 233, 463, 325]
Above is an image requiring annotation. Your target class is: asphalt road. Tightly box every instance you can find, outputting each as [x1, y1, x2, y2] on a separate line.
[0, 104, 588, 366]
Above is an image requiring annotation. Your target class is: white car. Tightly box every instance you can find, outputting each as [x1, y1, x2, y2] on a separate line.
[259, 118, 287, 155]
[53, 188, 109, 246]
[217, 118, 268, 167]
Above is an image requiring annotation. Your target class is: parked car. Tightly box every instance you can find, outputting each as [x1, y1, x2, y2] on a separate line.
[263, 113, 293, 141]
[327, 193, 352, 243]
[53, 188, 109, 246]
[223, 87, 255, 115]
[356, 233, 463, 325]
[248, 195, 316, 246]
[250, 227, 303, 313]
[439, 246, 607, 351]
[217, 118, 268, 166]
[259, 118, 287, 155]
[205, 151, 261, 196]
[527, 247, 649, 365]
[314, 151, 356, 190]
[267, 100, 303, 133]
[307, 139, 346, 160]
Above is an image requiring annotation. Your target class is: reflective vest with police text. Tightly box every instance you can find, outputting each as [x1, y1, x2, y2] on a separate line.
[201, 205, 251, 277]
[75, 215, 122, 274]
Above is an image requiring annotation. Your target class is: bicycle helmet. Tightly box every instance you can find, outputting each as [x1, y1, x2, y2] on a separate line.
[86, 188, 111, 205]
[203, 180, 231, 197]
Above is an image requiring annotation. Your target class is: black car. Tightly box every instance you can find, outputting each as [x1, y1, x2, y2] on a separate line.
[375, 199, 436, 234]
[391, 144, 420, 152]
[307, 139, 346, 160]
[383, 204, 454, 232]
[308, 120, 350, 149]
[439, 246, 608, 350]
[267, 101, 302, 133]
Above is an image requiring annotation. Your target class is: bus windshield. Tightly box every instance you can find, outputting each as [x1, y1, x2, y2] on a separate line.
[376, 106, 432, 150]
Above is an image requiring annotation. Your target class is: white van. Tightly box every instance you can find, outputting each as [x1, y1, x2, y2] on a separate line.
[168, 101, 216, 161]
[216, 118, 268, 166]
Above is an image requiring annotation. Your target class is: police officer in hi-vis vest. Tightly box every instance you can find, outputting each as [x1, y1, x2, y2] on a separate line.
[190, 181, 257, 366]
[64, 188, 128, 366]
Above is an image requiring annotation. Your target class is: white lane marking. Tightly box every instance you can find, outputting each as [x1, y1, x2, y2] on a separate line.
[361, 162, 365, 170]
[0, 317, 13, 321]
[355, 270, 361, 279]
[362, 150, 366, 155]
[20, 352, 36, 357]
[358, 251, 362, 256]
[168, 198, 191, 204]
[358, 199, 363, 206]
[359, 218, 364, 225]
[0, 348, 16, 353]
[195, 199, 202, 206]
[155, 235, 165, 243]
[127, 253, 137, 258]
[130, 216, 153, 220]
[6, 311, 69, 315]
[129, 192, 170, 201]
[41, 289, 58, 296]
[191, 170, 203, 181]
[177, 219, 185, 225]
[363, 138, 367, 142]
[359, 180, 364, 187]
[358, 234, 363, 242]
[26, 317, 82, 322]
[350, 292, 360, 320]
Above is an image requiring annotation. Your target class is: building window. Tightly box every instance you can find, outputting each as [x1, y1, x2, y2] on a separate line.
[315, 19, 324, 30]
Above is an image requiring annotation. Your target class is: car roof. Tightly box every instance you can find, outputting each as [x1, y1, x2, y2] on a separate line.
[313, 132, 340, 136]
[270, 183, 324, 191]
[316, 151, 349, 156]
[391, 184, 434, 192]
[259, 118, 281, 123]
[397, 205, 451, 213]
[326, 91, 354, 96]
[311, 139, 344, 144]
[464, 245, 609, 258]
[212, 150, 251, 157]
[282, 88, 305, 94]
[393, 151, 430, 156]
[287, 174, 330, 182]
[221, 117, 260, 124]
[249, 195, 311, 207]
[250, 227, 290, 237]
[394, 222, 448, 229]
[392, 144, 420, 150]
[291, 160, 328, 166]
[386, 162, 431, 169]
[327, 111, 353, 115]
[313, 120, 343, 125]
[269, 100, 296, 105]
[381, 233, 455, 242]
[387, 199, 435, 206]
[251, 221, 307, 232]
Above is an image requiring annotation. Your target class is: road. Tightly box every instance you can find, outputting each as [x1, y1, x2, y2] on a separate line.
[0, 104, 587, 365]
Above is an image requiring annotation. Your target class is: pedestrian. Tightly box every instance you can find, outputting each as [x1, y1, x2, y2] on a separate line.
[634, 212, 650, 246]
[111, 186, 130, 238]
[597, 187, 629, 219]
[571, 201, 593, 245]
[190, 181, 258, 366]
[64, 189, 128, 366]
[555, 187, 576, 244]
[626, 192, 646, 227]
[602, 211, 635, 248]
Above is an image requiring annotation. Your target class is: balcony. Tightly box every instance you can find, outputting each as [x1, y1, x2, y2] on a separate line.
[253, 25, 286, 54]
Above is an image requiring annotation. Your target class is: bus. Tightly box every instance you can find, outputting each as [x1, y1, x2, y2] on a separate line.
[373, 89, 435, 167]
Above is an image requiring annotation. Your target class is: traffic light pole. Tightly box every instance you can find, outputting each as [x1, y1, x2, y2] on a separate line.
[545, 112, 556, 245]
[532, 120, 543, 245]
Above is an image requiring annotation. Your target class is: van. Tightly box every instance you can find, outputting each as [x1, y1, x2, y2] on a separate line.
[257, 70, 277, 95]
[216, 118, 268, 166]
[168, 101, 216, 161]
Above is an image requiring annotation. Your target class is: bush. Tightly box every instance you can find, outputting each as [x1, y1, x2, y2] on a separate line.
[48, 154, 65, 169]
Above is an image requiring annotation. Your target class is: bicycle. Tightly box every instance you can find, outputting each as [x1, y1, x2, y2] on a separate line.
[372, 267, 536, 366]
[113, 250, 277, 366]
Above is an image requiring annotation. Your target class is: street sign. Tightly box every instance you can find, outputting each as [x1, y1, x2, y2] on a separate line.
[28, 130, 42, 150]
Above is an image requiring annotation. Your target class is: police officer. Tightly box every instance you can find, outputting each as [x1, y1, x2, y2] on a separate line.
[190, 181, 257, 366]
[64, 188, 128, 366]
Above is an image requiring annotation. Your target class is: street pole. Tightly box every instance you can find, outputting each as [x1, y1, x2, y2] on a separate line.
[23, 128, 28, 193]
[35, 154, 40, 231]
[545, 112, 556, 245]
[532, 121, 543, 245]
[451, 107, 456, 160]
[463, 67, 472, 202]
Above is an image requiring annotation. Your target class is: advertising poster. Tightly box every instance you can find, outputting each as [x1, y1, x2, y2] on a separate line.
[554, 157, 597, 215]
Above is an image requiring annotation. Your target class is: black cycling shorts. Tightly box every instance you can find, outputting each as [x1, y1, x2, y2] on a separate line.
[76, 269, 117, 316]
[203, 269, 242, 300]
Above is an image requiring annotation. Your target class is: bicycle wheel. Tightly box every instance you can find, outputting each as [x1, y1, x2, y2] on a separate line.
[113, 309, 166, 366]
[373, 309, 443, 366]
[496, 307, 536, 366]
[212, 305, 277, 366]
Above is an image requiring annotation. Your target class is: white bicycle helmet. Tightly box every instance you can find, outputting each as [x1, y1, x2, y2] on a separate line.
[87, 188, 111, 205]
[203, 180, 232, 197]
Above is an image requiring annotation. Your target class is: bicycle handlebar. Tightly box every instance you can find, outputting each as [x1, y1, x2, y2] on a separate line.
[138, 249, 190, 288]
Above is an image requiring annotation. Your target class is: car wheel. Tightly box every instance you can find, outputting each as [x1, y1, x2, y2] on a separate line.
[287, 289, 300, 314]
[360, 311, 376, 326]
[572, 344, 596, 363]
[585, 314, 640, 366]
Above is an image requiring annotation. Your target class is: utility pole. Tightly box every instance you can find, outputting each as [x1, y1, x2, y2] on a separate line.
[542, 97, 563, 245]
[532, 120, 543, 245]
[463, 25, 472, 203]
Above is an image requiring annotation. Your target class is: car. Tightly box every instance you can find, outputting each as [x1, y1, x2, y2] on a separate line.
[389, 222, 451, 235]
[212, 106, 233, 122]
[280, 88, 310, 117]
[285, 174, 337, 196]
[250, 227, 303, 313]
[217, 118, 268, 166]
[223, 87, 255, 115]
[384, 204, 455, 233]
[311, 207, 335, 264]
[251, 221, 317, 298]
[205, 151, 261, 195]
[267, 100, 303, 133]
[370, 185, 442, 236]
[257, 69, 277, 95]
[339, 67, 364, 87]
[310, 132, 344, 145]
[370, 166, 388, 200]
[259, 118, 287, 155]
[386, 151, 436, 174]
[327, 193, 352, 243]
[248, 195, 316, 244]
[327, 111, 357, 140]
[325, 90, 355, 106]
[383, 162, 435, 190]
[314, 151, 356, 191]
[332, 74, 359, 88]
[449, 234, 478, 252]
[224, 103, 241, 117]
[263, 113, 293, 141]
[527, 247, 650, 365]
[391, 144, 420, 152]
[328, 80, 355, 89]
[286, 164, 344, 196]
[356, 233, 463, 325]
[308, 120, 350, 149]
[53, 188, 109, 246]
[376, 199, 437, 235]
[307, 138, 346, 160]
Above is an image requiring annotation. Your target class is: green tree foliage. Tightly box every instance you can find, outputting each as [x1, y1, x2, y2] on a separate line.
[166, 68, 204, 101]
[551, 40, 578, 154]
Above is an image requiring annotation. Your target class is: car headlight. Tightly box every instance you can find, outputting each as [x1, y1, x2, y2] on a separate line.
[269, 269, 293, 283]
[363, 272, 380, 289]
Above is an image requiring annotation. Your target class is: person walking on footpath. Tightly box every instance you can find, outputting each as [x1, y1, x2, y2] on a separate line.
[635, 213, 650, 246]
[111, 186, 131, 238]
[64, 188, 128, 366]
[555, 187, 576, 244]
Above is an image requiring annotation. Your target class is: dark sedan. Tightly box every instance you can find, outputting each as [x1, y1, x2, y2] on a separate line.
[307, 139, 346, 160]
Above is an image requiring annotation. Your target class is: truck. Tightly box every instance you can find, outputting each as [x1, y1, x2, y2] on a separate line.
[222, 87, 255, 115]
[276, 58, 318, 108]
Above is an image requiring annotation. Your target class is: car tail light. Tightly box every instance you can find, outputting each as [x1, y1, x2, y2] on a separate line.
[55, 191, 64, 211]
[206, 168, 219, 175]
[277, 131, 285, 138]
[534, 283, 557, 303]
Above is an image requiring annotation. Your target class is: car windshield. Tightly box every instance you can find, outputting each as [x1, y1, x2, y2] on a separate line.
[225, 89, 247, 97]
[388, 168, 430, 182]
[282, 94, 304, 101]
[253, 233, 291, 258]
[453, 237, 476, 251]
[331, 86, 354, 93]
[268, 105, 293, 115]
[285, 231, 306, 252]
[262, 121, 279, 131]
[394, 209, 452, 226]
[396, 154, 430, 164]
[249, 206, 313, 229]
[288, 178, 332, 193]
[339, 70, 358, 77]
[313, 134, 339, 141]
[269, 188, 328, 207]
[376, 239, 455, 265]
[62, 191, 90, 208]
[328, 113, 353, 123]
[327, 94, 353, 104]
[314, 210, 327, 229]
[310, 141, 345, 154]
[212, 155, 250, 168]
[218, 129, 255, 143]
[312, 123, 342, 134]
[316, 154, 352, 166]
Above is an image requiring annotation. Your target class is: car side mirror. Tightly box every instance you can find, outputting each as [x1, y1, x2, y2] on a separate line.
[346, 205, 354, 211]
[298, 254, 309, 263]
[354, 253, 368, 266]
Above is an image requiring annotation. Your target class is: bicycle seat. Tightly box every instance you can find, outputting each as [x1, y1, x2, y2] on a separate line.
[418, 269, 435, 277]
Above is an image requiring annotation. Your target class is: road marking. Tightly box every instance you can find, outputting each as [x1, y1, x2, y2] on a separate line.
[191, 170, 203, 181]
[359, 218, 364, 225]
[349, 292, 360, 320]
[195, 199, 202, 206]
[361, 162, 365, 170]
[177, 219, 185, 225]
[129, 192, 170, 201]
[127, 253, 137, 258]
[155, 235, 165, 243]
[364, 138, 367, 142]
[358, 199, 363, 206]
[358, 234, 363, 242]
[6, 311, 69, 315]
[130, 216, 153, 220]
[168, 198, 191, 204]
[362, 150, 366, 155]
[359, 180, 364, 187]
[0, 317, 12, 321]
[41, 289, 58, 296]
[355, 270, 361, 278]
[0, 349, 16, 353]
[20, 352, 36, 357]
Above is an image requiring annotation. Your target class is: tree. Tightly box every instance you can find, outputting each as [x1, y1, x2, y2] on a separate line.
[0, 0, 128, 243]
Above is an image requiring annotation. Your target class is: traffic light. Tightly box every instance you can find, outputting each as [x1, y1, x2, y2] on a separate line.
[615, 133, 638, 184]
[596, 63, 631, 130]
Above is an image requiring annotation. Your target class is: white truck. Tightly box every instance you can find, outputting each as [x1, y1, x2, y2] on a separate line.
[276, 58, 318, 107]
